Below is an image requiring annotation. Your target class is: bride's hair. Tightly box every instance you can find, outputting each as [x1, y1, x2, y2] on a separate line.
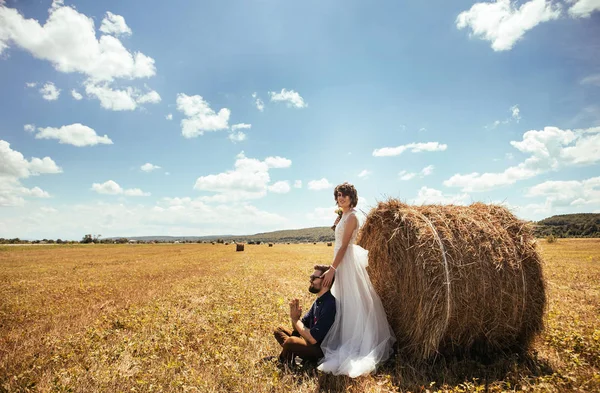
[334, 182, 358, 208]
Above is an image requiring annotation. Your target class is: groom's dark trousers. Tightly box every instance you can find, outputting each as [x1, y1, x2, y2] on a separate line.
[273, 326, 324, 363]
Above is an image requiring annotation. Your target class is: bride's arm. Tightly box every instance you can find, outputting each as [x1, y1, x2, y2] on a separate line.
[321, 214, 357, 287]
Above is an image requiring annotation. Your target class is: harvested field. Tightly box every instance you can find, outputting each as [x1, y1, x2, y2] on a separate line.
[1, 239, 599, 392]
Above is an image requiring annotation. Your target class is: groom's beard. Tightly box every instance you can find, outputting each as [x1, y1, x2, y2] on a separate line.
[308, 285, 319, 294]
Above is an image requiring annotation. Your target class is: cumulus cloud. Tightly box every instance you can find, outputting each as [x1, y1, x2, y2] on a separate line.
[166, 113, 173, 120]
[193, 151, 292, 201]
[308, 178, 332, 190]
[412, 186, 471, 205]
[421, 165, 435, 176]
[34, 123, 113, 147]
[267, 181, 291, 194]
[456, 0, 561, 51]
[99, 11, 132, 36]
[176, 93, 230, 137]
[232, 123, 251, 131]
[269, 88, 307, 108]
[141, 163, 161, 172]
[0, 140, 60, 206]
[526, 176, 600, 209]
[252, 92, 265, 112]
[39, 82, 60, 100]
[399, 170, 416, 181]
[373, 142, 447, 157]
[294, 180, 302, 188]
[0, 3, 155, 81]
[71, 89, 83, 100]
[358, 170, 371, 179]
[84, 82, 160, 111]
[568, 0, 600, 18]
[444, 126, 600, 192]
[91, 180, 150, 196]
[486, 105, 522, 129]
[228, 132, 247, 143]
[24, 124, 35, 132]
[25, 82, 37, 88]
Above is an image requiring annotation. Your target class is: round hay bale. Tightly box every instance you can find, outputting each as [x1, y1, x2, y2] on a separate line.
[327, 242, 332, 247]
[268, 243, 273, 247]
[357, 199, 546, 361]
[236, 243, 244, 252]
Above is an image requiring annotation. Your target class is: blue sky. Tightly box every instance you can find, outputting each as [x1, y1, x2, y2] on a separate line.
[1, 0, 599, 239]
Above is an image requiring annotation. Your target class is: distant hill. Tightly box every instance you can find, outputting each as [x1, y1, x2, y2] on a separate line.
[118, 226, 335, 244]
[533, 213, 600, 238]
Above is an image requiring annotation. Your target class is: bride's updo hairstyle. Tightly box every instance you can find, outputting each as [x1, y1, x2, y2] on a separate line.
[334, 182, 358, 208]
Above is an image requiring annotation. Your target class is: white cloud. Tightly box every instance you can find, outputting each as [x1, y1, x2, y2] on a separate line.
[294, 180, 302, 188]
[166, 113, 173, 120]
[510, 104, 521, 122]
[419, 127, 427, 133]
[71, 89, 82, 100]
[99, 11, 132, 36]
[0, 3, 155, 81]
[141, 163, 161, 172]
[0, 140, 60, 206]
[444, 126, 600, 192]
[421, 165, 434, 176]
[399, 171, 416, 181]
[268, 181, 291, 194]
[526, 176, 600, 210]
[136, 89, 161, 104]
[39, 82, 60, 100]
[24, 124, 35, 132]
[568, 0, 600, 18]
[25, 82, 37, 88]
[176, 93, 230, 137]
[232, 123, 251, 131]
[264, 156, 292, 168]
[308, 178, 332, 190]
[252, 92, 265, 112]
[373, 142, 447, 157]
[581, 74, 600, 86]
[269, 88, 307, 108]
[91, 180, 149, 196]
[228, 131, 247, 143]
[84, 82, 136, 111]
[35, 123, 113, 147]
[358, 169, 371, 179]
[456, 0, 561, 51]
[412, 187, 471, 205]
[486, 104, 521, 129]
[193, 152, 292, 201]
[84, 82, 161, 111]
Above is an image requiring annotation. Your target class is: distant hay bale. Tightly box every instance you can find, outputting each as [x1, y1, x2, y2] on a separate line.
[224, 242, 229, 246]
[357, 199, 546, 361]
[327, 242, 332, 247]
[268, 243, 273, 247]
[236, 243, 244, 252]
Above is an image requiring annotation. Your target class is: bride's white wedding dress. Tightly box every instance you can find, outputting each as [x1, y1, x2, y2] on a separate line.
[318, 209, 396, 377]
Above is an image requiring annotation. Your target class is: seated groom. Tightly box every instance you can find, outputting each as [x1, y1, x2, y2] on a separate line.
[273, 264, 336, 366]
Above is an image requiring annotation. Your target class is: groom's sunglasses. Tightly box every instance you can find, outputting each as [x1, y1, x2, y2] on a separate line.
[309, 275, 323, 282]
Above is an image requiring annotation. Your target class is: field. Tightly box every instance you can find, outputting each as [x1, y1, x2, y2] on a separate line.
[1, 239, 599, 392]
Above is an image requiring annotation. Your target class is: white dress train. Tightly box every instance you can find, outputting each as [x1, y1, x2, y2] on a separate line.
[318, 209, 396, 377]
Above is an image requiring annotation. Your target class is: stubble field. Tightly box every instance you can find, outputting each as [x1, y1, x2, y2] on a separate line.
[1, 239, 599, 392]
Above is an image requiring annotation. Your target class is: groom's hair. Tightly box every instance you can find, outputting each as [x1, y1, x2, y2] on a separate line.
[314, 264, 335, 286]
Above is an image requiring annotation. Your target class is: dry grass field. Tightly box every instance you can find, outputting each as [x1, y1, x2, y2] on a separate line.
[0, 239, 598, 392]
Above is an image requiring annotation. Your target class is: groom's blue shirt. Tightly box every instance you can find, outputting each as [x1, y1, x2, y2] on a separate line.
[301, 290, 336, 344]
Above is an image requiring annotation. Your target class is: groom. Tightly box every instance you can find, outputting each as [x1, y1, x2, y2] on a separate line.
[273, 264, 336, 366]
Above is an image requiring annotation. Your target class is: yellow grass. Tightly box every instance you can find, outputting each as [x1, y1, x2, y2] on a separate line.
[1, 239, 599, 392]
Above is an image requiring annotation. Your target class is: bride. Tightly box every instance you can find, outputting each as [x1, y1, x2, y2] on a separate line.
[318, 182, 396, 377]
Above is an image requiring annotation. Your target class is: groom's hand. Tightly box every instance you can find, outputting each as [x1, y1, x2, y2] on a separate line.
[289, 298, 302, 322]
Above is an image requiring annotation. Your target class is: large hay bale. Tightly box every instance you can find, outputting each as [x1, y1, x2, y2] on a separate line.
[236, 243, 244, 252]
[357, 199, 546, 361]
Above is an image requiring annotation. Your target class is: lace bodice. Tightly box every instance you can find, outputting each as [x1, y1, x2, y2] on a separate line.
[334, 209, 359, 250]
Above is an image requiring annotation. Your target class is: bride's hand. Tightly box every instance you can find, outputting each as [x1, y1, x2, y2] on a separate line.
[322, 268, 335, 288]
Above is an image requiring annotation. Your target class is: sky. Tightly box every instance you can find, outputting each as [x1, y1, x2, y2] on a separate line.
[0, 0, 599, 240]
